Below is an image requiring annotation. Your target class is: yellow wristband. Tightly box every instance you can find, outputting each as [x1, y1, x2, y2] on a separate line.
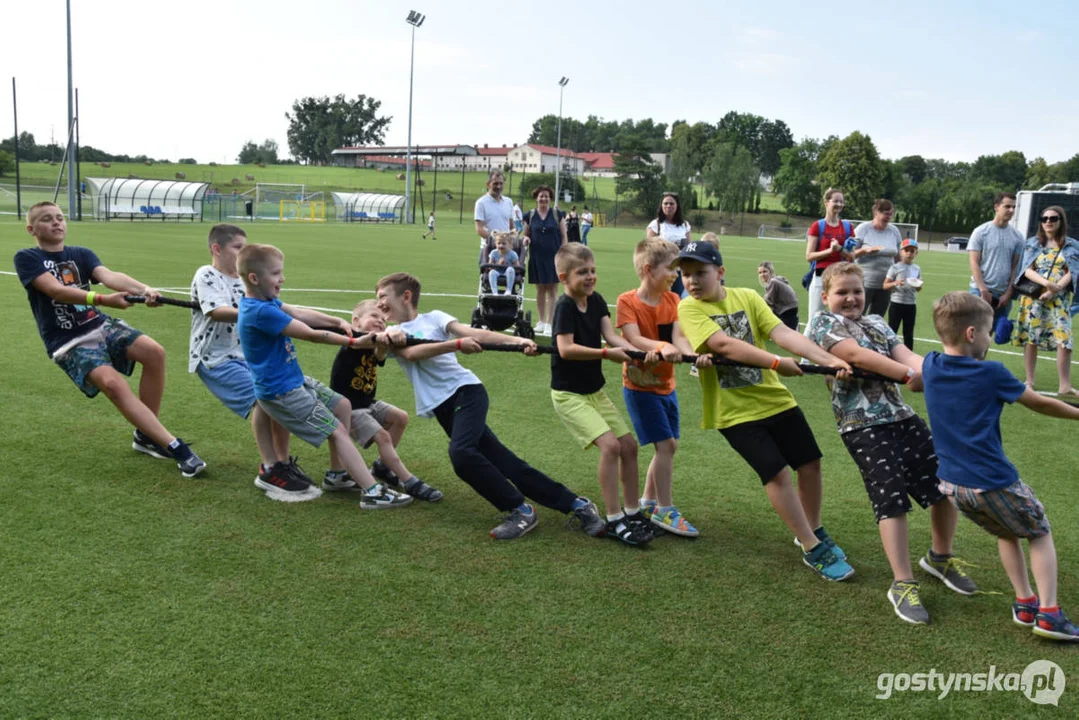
[86, 291, 97, 306]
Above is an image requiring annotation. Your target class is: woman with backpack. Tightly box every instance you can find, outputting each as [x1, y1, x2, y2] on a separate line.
[803, 187, 854, 336]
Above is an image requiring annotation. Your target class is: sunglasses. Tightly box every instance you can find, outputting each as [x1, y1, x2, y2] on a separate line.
[1041, 215, 1061, 223]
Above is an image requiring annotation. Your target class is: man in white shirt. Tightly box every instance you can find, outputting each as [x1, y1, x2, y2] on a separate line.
[474, 170, 514, 248]
[969, 191, 1024, 322]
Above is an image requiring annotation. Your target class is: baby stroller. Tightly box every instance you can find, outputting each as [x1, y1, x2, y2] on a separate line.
[471, 232, 534, 340]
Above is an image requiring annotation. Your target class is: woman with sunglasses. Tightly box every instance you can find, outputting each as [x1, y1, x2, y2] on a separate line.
[646, 192, 692, 295]
[1012, 206, 1079, 400]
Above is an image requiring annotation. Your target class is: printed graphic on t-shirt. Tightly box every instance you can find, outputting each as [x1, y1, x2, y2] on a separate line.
[47, 258, 99, 331]
[710, 311, 761, 389]
[350, 353, 378, 397]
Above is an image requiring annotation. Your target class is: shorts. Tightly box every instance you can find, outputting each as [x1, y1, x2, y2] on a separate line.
[719, 407, 822, 484]
[841, 416, 944, 522]
[53, 317, 143, 398]
[348, 400, 396, 448]
[196, 359, 256, 418]
[551, 388, 632, 449]
[623, 388, 679, 446]
[256, 376, 343, 448]
[939, 478, 1051, 539]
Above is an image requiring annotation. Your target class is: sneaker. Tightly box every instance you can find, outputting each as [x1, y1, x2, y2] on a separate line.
[689, 365, 699, 378]
[285, 456, 315, 486]
[639, 502, 664, 534]
[605, 516, 653, 546]
[359, 483, 413, 510]
[255, 461, 322, 502]
[371, 458, 400, 486]
[566, 498, 606, 537]
[802, 541, 855, 581]
[403, 476, 444, 503]
[132, 430, 172, 460]
[490, 505, 538, 539]
[171, 439, 207, 478]
[1013, 598, 1039, 627]
[625, 512, 656, 543]
[888, 580, 930, 625]
[1033, 609, 1079, 642]
[322, 470, 363, 492]
[919, 552, 978, 596]
[651, 507, 699, 538]
[794, 526, 847, 562]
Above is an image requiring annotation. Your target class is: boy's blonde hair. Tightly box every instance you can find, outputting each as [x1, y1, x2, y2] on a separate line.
[933, 291, 992, 346]
[237, 244, 284, 288]
[27, 201, 61, 227]
[633, 238, 679, 278]
[555, 243, 594, 276]
[352, 299, 381, 320]
[699, 232, 720, 248]
[376, 272, 422, 308]
[820, 262, 863, 293]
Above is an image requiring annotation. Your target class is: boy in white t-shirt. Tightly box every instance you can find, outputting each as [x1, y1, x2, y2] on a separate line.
[189, 224, 310, 496]
[422, 212, 436, 240]
[375, 271, 607, 541]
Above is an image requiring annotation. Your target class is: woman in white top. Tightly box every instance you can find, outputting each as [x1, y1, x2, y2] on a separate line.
[646, 192, 692, 295]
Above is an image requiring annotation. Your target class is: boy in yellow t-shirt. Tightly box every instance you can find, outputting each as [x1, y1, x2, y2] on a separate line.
[676, 241, 855, 581]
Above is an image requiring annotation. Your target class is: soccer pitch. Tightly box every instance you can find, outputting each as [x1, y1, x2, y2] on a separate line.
[2, 218, 1076, 718]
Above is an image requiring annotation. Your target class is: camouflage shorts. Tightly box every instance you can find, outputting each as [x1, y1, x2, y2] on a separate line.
[54, 317, 143, 398]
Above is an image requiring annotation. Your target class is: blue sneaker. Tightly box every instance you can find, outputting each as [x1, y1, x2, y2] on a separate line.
[1033, 608, 1079, 642]
[803, 541, 855, 582]
[794, 526, 847, 562]
[1013, 598, 1039, 627]
[651, 506, 699, 538]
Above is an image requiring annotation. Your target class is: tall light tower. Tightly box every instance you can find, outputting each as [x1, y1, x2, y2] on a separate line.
[66, 0, 76, 219]
[404, 10, 425, 224]
[553, 77, 569, 208]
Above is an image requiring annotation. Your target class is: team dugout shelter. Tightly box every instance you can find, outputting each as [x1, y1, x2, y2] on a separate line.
[331, 192, 406, 223]
[87, 177, 208, 221]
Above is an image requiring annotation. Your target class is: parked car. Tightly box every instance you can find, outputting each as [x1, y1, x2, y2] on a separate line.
[946, 236, 970, 250]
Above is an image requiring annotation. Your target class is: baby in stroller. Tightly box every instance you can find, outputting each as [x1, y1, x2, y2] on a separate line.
[471, 231, 534, 339]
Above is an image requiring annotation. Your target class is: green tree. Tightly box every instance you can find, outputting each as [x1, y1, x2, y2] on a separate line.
[669, 121, 714, 181]
[517, 173, 585, 206]
[0, 149, 13, 176]
[972, 150, 1027, 191]
[614, 135, 665, 215]
[816, 131, 885, 218]
[773, 139, 822, 217]
[704, 142, 758, 217]
[756, 119, 794, 177]
[899, 155, 928, 184]
[1025, 157, 1054, 189]
[285, 94, 391, 165]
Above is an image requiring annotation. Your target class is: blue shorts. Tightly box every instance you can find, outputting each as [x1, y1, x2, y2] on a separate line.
[196, 360, 257, 419]
[623, 388, 680, 446]
[54, 317, 143, 398]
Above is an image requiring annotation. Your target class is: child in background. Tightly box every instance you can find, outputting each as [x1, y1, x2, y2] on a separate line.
[423, 212, 437, 240]
[552, 244, 655, 545]
[883, 238, 922, 350]
[757, 261, 800, 331]
[326, 300, 443, 501]
[808, 263, 976, 625]
[486, 232, 519, 296]
[676, 241, 855, 580]
[236, 243, 411, 507]
[14, 201, 206, 478]
[616, 239, 708, 537]
[923, 292, 1079, 641]
[699, 231, 720, 248]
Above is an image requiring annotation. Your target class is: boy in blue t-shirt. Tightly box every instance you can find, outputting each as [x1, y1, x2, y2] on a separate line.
[14, 201, 205, 478]
[923, 291, 1079, 641]
[236, 243, 411, 508]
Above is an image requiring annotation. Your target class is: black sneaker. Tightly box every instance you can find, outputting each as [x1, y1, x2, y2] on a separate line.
[133, 430, 172, 460]
[403, 476, 444, 502]
[605, 516, 652, 546]
[286, 456, 315, 486]
[255, 461, 321, 501]
[625, 512, 656, 543]
[371, 458, 400, 486]
[171, 439, 207, 478]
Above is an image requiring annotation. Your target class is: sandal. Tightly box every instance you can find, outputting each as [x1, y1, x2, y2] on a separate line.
[404, 477, 444, 503]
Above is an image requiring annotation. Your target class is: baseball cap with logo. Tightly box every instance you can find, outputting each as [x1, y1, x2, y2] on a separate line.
[677, 241, 723, 267]
[901, 237, 918, 249]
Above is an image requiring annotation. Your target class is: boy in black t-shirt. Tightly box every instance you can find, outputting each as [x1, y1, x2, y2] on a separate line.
[551, 244, 656, 546]
[13, 201, 206, 478]
[326, 300, 443, 501]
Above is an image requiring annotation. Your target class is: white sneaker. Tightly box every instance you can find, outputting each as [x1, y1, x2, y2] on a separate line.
[536, 322, 550, 336]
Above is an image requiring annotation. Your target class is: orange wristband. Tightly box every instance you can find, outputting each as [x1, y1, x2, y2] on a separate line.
[456, 338, 462, 351]
[771, 355, 781, 371]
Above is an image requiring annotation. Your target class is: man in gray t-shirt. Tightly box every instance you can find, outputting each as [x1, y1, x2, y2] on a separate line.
[969, 192, 1023, 321]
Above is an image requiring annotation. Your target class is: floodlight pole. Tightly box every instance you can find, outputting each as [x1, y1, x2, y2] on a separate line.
[554, 77, 568, 208]
[66, 0, 76, 219]
[404, 10, 425, 224]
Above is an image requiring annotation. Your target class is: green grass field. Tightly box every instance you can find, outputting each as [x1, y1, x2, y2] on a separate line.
[2, 219, 1076, 718]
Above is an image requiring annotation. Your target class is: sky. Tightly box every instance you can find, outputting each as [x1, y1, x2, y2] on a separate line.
[2, 0, 1077, 165]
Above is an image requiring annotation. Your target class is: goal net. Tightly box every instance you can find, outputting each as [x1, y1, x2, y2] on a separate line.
[280, 199, 326, 222]
[758, 220, 919, 245]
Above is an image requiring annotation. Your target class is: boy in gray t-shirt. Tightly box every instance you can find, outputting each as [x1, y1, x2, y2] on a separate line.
[884, 238, 922, 350]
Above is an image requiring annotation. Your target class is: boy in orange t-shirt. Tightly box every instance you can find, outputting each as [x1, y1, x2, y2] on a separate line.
[616, 238, 710, 536]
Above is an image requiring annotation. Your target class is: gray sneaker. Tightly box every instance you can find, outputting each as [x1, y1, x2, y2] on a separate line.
[888, 580, 930, 625]
[919, 552, 978, 596]
[490, 505, 538, 540]
[566, 498, 606, 537]
[359, 483, 413, 509]
[322, 470, 363, 492]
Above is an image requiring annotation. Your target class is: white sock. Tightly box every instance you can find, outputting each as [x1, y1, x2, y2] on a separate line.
[624, 505, 640, 517]
[606, 511, 625, 522]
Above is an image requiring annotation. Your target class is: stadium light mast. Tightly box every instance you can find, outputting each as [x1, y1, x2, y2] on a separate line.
[404, 10, 426, 224]
[553, 77, 569, 209]
[66, 0, 76, 219]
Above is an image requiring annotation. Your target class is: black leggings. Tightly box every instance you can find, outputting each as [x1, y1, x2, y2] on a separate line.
[888, 302, 917, 350]
[864, 287, 891, 317]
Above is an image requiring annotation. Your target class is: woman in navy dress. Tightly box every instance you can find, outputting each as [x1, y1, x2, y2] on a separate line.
[523, 184, 567, 336]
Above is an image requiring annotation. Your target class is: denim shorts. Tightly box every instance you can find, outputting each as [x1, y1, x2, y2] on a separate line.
[196, 359, 257, 418]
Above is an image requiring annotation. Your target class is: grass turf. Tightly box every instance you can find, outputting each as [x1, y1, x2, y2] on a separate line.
[1, 219, 1076, 718]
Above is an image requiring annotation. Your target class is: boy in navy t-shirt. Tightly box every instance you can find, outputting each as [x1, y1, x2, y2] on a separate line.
[14, 201, 205, 478]
[923, 291, 1079, 641]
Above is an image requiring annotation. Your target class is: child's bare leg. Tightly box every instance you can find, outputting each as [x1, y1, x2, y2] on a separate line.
[89, 365, 175, 447]
[271, 419, 291, 463]
[878, 514, 914, 581]
[642, 454, 657, 504]
[650, 438, 676, 507]
[373, 429, 410, 480]
[929, 497, 957, 556]
[383, 406, 409, 446]
[327, 425, 377, 490]
[999, 535, 1035, 600]
[594, 432, 623, 516]
[126, 335, 166, 416]
[764, 469, 818, 550]
[794, 459, 822, 529]
[1029, 533, 1058, 608]
[250, 403, 278, 468]
[618, 433, 640, 510]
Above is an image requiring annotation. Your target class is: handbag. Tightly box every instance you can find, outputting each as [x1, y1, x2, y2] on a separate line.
[801, 262, 816, 291]
[1013, 246, 1062, 298]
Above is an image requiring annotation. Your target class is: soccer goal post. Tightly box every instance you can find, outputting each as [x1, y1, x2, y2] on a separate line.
[280, 199, 326, 222]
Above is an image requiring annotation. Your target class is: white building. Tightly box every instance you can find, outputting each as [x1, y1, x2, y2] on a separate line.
[507, 144, 584, 175]
[434, 144, 511, 171]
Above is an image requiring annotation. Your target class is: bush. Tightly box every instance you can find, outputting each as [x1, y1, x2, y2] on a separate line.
[691, 211, 706, 228]
[179, 158, 197, 165]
